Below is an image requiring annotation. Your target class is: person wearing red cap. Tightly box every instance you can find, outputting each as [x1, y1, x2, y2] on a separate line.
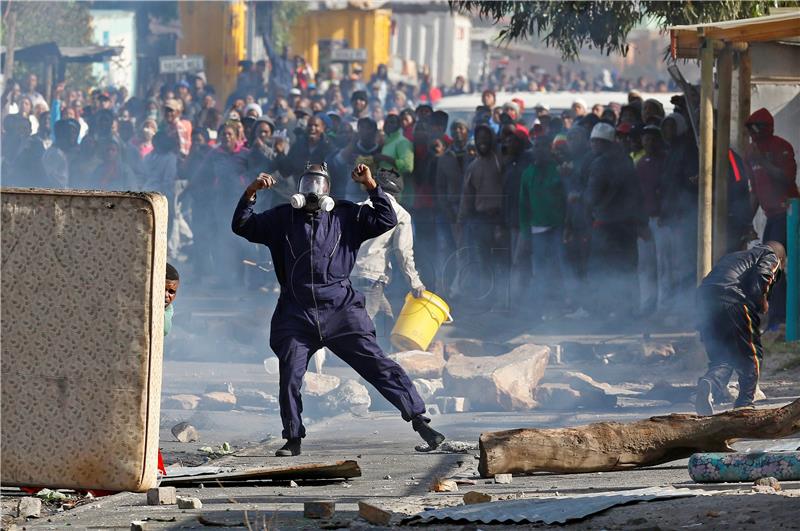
[745, 107, 798, 327]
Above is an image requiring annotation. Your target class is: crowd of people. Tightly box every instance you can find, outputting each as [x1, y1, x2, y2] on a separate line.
[2, 53, 796, 330]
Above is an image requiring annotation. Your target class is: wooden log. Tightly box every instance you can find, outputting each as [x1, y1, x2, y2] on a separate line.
[479, 398, 800, 477]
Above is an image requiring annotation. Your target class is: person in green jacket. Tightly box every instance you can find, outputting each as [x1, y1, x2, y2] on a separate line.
[377, 114, 414, 203]
[519, 136, 567, 317]
[164, 263, 180, 336]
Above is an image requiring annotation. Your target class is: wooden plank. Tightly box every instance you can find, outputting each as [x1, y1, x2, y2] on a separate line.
[161, 460, 361, 486]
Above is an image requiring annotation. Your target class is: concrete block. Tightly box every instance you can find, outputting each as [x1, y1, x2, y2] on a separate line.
[358, 501, 393, 526]
[177, 496, 203, 509]
[304, 500, 335, 519]
[130, 521, 154, 531]
[494, 474, 512, 484]
[302, 373, 341, 397]
[146, 486, 176, 505]
[17, 497, 42, 518]
[436, 396, 470, 413]
[389, 350, 446, 378]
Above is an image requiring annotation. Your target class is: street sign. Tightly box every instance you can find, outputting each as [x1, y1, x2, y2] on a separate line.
[159, 55, 205, 74]
[330, 48, 367, 62]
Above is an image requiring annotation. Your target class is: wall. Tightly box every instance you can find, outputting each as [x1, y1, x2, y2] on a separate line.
[291, 8, 392, 78]
[90, 9, 137, 94]
[178, 1, 247, 104]
[390, 9, 471, 86]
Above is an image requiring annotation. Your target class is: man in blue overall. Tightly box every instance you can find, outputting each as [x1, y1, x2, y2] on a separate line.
[232, 162, 445, 456]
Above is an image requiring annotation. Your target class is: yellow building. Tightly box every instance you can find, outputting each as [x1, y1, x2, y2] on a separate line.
[177, 1, 247, 103]
[291, 8, 392, 77]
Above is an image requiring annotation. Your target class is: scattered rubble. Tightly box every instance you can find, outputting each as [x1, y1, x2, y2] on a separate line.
[431, 478, 459, 492]
[754, 477, 782, 491]
[436, 396, 470, 413]
[199, 391, 236, 411]
[390, 350, 446, 378]
[146, 487, 176, 506]
[494, 474, 513, 484]
[162, 394, 201, 410]
[320, 379, 372, 416]
[171, 422, 199, 443]
[463, 491, 494, 505]
[358, 501, 393, 526]
[198, 442, 234, 458]
[304, 500, 335, 519]
[443, 344, 549, 410]
[535, 383, 582, 410]
[130, 521, 153, 531]
[205, 382, 235, 394]
[17, 497, 41, 519]
[236, 389, 278, 409]
[412, 378, 444, 400]
[303, 373, 342, 397]
[176, 497, 203, 509]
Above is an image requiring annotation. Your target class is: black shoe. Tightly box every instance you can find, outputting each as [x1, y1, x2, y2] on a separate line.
[412, 416, 445, 450]
[275, 438, 301, 457]
[695, 379, 714, 416]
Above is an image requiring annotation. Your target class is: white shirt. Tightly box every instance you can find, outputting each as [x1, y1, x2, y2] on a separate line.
[352, 193, 424, 290]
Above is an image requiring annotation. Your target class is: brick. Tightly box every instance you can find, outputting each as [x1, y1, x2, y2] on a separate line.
[494, 473, 512, 484]
[177, 496, 203, 509]
[304, 500, 335, 519]
[358, 501, 393, 526]
[463, 491, 494, 505]
[146, 486, 176, 505]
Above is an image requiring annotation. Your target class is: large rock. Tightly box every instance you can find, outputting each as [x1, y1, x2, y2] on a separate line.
[302, 373, 341, 397]
[534, 383, 582, 410]
[199, 391, 236, 411]
[162, 394, 201, 410]
[442, 344, 549, 411]
[171, 422, 200, 443]
[321, 379, 371, 416]
[389, 350, 445, 378]
[412, 378, 444, 401]
[546, 371, 619, 409]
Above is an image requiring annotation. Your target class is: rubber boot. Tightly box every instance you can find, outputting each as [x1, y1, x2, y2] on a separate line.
[695, 378, 714, 416]
[412, 416, 445, 450]
[275, 438, 301, 457]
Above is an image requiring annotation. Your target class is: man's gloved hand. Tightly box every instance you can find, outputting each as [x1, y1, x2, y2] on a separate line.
[412, 286, 426, 298]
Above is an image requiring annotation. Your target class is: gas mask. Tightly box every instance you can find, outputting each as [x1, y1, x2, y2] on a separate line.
[290, 162, 335, 212]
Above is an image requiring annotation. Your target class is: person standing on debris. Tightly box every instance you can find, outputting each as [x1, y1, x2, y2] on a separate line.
[351, 167, 426, 347]
[232, 162, 445, 457]
[695, 241, 786, 415]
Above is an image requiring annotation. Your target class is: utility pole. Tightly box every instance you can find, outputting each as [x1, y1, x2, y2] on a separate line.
[712, 44, 733, 263]
[697, 34, 715, 282]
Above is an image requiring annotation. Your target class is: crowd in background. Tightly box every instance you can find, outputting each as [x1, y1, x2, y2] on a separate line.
[1, 49, 795, 330]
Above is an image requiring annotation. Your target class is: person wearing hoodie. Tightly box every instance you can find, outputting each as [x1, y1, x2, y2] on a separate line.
[456, 125, 504, 306]
[585, 122, 647, 318]
[745, 107, 798, 328]
[658, 112, 699, 310]
[519, 135, 566, 318]
[434, 119, 471, 295]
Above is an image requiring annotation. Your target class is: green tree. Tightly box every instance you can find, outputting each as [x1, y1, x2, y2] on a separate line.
[451, 1, 798, 60]
[272, 2, 307, 50]
[2, 1, 96, 88]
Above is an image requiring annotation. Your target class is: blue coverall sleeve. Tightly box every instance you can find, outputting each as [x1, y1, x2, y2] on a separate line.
[356, 186, 398, 243]
[231, 191, 279, 247]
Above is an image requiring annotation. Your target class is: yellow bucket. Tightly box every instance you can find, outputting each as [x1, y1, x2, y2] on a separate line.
[390, 290, 453, 351]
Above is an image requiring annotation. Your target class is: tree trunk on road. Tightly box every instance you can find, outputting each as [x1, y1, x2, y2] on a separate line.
[479, 399, 800, 477]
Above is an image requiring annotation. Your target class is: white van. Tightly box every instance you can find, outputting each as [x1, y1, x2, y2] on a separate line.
[434, 91, 677, 127]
